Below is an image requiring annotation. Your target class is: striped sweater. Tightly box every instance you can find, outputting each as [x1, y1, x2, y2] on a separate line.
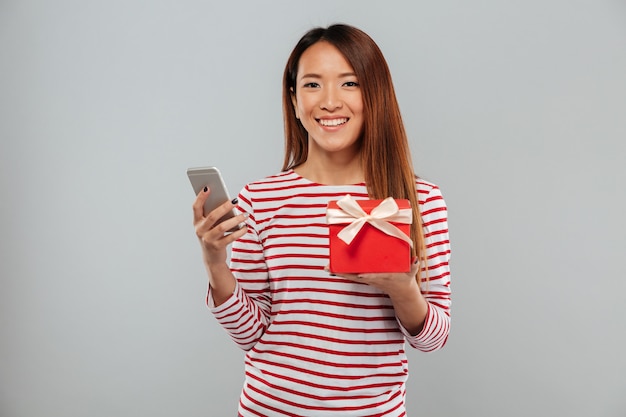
[208, 170, 451, 416]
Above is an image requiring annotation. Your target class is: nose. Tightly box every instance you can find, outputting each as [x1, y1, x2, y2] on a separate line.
[320, 86, 342, 111]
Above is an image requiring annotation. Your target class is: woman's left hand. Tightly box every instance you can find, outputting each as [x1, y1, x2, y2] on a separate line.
[327, 261, 428, 335]
[328, 261, 421, 298]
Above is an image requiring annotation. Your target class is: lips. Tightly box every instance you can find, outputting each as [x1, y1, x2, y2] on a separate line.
[318, 118, 348, 127]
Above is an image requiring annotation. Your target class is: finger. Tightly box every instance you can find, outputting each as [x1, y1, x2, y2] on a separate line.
[196, 211, 239, 243]
[333, 272, 360, 281]
[192, 186, 211, 224]
[212, 211, 249, 236]
[201, 220, 248, 251]
[222, 222, 248, 242]
[202, 198, 241, 231]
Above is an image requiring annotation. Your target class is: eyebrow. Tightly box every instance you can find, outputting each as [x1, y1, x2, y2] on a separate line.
[299, 72, 357, 79]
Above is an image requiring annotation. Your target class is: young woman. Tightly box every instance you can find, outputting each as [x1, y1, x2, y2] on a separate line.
[193, 24, 451, 417]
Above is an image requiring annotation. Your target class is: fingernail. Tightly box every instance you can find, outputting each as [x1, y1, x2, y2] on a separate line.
[203, 186, 208, 192]
[231, 198, 238, 205]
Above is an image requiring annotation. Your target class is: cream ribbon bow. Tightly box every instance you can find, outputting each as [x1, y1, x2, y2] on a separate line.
[326, 195, 413, 247]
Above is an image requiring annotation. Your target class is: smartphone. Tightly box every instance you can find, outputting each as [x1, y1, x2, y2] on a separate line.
[187, 166, 241, 232]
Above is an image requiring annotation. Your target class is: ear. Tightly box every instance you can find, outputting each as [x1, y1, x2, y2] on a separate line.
[290, 87, 300, 119]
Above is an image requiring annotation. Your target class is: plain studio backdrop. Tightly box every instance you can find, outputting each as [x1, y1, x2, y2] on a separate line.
[1, 1, 625, 416]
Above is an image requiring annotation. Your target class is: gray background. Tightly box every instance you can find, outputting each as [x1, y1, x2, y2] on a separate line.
[1, 1, 625, 416]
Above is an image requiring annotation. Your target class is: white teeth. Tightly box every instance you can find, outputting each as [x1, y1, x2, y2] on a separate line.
[319, 118, 348, 127]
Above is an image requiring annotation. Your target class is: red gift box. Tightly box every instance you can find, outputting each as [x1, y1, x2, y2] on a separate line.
[326, 195, 413, 274]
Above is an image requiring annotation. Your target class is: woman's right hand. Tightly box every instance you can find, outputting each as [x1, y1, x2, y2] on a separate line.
[193, 187, 248, 268]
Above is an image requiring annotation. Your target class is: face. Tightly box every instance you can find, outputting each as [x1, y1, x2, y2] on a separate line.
[291, 41, 364, 158]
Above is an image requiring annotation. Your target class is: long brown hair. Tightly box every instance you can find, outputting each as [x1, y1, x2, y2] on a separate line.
[282, 24, 428, 279]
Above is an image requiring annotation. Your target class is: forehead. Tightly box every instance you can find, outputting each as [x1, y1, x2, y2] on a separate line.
[297, 41, 355, 77]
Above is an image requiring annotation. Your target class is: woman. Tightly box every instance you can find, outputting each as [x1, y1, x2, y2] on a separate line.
[193, 24, 451, 416]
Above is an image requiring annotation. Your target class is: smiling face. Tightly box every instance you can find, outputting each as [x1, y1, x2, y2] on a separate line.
[291, 41, 364, 161]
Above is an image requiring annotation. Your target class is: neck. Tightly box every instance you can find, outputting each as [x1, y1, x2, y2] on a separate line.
[294, 154, 364, 186]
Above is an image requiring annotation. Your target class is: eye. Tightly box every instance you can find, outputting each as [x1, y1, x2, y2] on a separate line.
[343, 81, 360, 87]
[303, 82, 320, 88]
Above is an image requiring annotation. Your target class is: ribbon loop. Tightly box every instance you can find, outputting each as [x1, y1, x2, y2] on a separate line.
[326, 195, 413, 247]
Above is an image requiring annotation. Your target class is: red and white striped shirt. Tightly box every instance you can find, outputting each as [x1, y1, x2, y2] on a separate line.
[208, 170, 451, 416]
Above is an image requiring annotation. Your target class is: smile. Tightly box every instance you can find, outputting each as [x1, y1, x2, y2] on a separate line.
[318, 118, 348, 127]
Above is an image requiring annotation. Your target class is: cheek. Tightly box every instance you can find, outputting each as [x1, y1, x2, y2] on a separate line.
[294, 98, 308, 120]
[291, 94, 300, 119]
[294, 99, 310, 120]
[354, 97, 364, 116]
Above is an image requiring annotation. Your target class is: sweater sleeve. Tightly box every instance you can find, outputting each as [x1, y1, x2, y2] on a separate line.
[207, 186, 272, 351]
[399, 185, 452, 351]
